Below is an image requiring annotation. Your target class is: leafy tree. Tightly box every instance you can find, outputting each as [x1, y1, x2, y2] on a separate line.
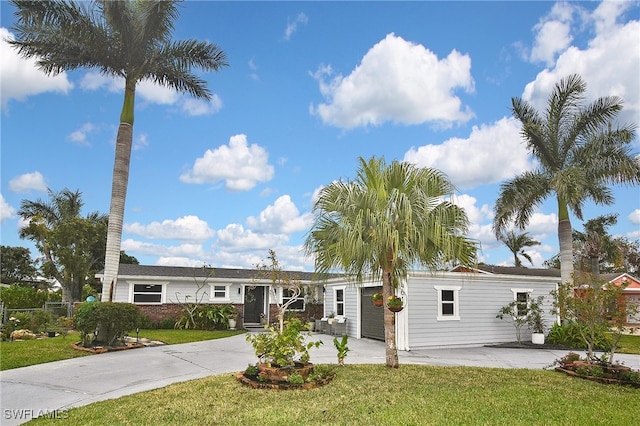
[494, 74, 640, 285]
[498, 231, 540, 267]
[305, 157, 477, 368]
[614, 237, 640, 275]
[0, 246, 38, 286]
[9, 0, 228, 301]
[119, 251, 139, 265]
[18, 188, 107, 303]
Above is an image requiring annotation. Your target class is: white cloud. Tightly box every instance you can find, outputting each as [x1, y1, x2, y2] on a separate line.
[529, 2, 574, 66]
[156, 257, 205, 267]
[522, 2, 640, 125]
[124, 215, 215, 242]
[311, 33, 475, 129]
[0, 27, 73, 111]
[8, 171, 48, 193]
[180, 134, 275, 191]
[284, 12, 309, 40]
[215, 223, 288, 252]
[404, 117, 533, 189]
[67, 123, 95, 146]
[80, 72, 180, 105]
[0, 194, 16, 223]
[451, 194, 493, 224]
[246, 195, 314, 234]
[133, 133, 149, 151]
[181, 95, 223, 116]
[629, 209, 640, 225]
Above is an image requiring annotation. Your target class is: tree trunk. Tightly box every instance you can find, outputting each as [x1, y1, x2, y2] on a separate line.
[557, 198, 574, 286]
[382, 271, 398, 368]
[102, 85, 135, 302]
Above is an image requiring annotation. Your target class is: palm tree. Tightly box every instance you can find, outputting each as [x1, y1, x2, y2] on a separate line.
[574, 214, 621, 279]
[9, 0, 228, 301]
[493, 74, 640, 285]
[498, 230, 540, 267]
[18, 188, 108, 302]
[305, 157, 477, 368]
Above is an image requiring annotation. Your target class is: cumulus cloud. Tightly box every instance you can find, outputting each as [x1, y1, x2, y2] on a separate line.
[629, 209, 640, 225]
[8, 171, 47, 193]
[215, 224, 288, 252]
[0, 194, 16, 223]
[0, 27, 73, 111]
[529, 2, 575, 66]
[124, 215, 215, 242]
[180, 134, 275, 191]
[522, 2, 639, 124]
[311, 33, 475, 129]
[404, 117, 533, 190]
[67, 123, 96, 146]
[181, 95, 222, 116]
[80, 71, 223, 114]
[246, 195, 314, 234]
[284, 12, 308, 40]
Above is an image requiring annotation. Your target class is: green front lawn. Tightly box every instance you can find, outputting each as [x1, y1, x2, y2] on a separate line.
[0, 329, 244, 371]
[618, 334, 640, 355]
[29, 364, 640, 425]
[0, 332, 91, 370]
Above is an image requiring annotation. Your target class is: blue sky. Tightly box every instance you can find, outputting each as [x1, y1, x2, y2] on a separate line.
[1, 0, 639, 272]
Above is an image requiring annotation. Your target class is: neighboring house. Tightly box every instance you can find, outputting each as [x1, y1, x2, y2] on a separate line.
[324, 266, 561, 350]
[101, 264, 329, 326]
[602, 272, 640, 325]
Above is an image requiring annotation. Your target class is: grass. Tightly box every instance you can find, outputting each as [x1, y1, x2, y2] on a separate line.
[0, 332, 91, 370]
[0, 329, 244, 371]
[28, 364, 640, 425]
[618, 334, 640, 355]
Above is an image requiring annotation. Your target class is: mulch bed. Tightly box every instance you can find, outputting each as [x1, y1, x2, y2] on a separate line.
[72, 342, 144, 354]
[236, 371, 335, 390]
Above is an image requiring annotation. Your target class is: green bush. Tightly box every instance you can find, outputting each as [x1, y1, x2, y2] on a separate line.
[546, 321, 611, 350]
[175, 304, 236, 330]
[0, 285, 52, 309]
[74, 302, 140, 347]
[246, 318, 321, 367]
[30, 310, 53, 333]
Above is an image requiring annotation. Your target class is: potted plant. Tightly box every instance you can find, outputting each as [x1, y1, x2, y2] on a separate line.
[527, 296, 546, 345]
[372, 292, 383, 307]
[327, 312, 336, 325]
[387, 295, 404, 312]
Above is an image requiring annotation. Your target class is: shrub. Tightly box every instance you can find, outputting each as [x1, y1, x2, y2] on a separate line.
[0, 285, 51, 309]
[621, 370, 640, 384]
[30, 310, 53, 333]
[546, 321, 610, 350]
[175, 304, 235, 330]
[247, 318, 322, 367]
[74, 302, 140, 347]
[287, 371, 305, 384]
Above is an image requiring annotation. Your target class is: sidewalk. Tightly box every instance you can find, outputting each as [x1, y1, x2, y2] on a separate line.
[1, 333, 639, 425]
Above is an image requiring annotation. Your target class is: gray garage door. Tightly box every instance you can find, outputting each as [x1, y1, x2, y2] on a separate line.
[361, 286, 384, 341]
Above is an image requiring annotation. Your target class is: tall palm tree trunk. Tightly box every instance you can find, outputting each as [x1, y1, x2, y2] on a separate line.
[102, 85, 135, 301]
[557, 198, 574, 286]
[382, 270, 399, 368]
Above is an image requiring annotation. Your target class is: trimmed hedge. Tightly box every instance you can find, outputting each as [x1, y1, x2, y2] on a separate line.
[74, 302, 140, 347]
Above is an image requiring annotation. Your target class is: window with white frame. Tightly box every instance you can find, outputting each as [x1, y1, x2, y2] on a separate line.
[511, 289, 533, 317]
[283, 288, 305, 311]
[132, 284, 163, 304]
[434, 285, 461, 320]
[335, 287, 345, 316]
[209, 284, 230, 301]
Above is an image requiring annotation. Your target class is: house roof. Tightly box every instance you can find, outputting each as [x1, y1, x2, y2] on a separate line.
[114, 263, 331, 282]
[450, 264, 561, 278]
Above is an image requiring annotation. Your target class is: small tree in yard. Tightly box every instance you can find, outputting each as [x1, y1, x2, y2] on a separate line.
[254, 249, 305, 333]
[553, 275, 638, 363]
[496, 296, 545, 344]
[171, 265, 214, 329]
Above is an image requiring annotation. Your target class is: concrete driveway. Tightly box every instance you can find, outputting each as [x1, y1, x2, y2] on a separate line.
[2, 333, 639, 425]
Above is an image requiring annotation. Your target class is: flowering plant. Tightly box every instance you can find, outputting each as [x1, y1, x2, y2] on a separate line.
[372, 293, 383, 302]
[387, 295, 403, 308]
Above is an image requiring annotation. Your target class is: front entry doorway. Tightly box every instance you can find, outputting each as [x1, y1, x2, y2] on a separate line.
[244, 286, 267, 324]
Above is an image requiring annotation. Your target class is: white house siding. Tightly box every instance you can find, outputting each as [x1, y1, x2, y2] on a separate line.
[405, 271, 558, 350]
[112, 277, 245, 305]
